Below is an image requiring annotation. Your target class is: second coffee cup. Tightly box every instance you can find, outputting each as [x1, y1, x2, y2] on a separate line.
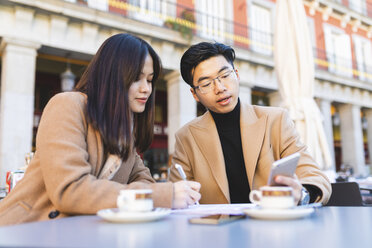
[117, 189, 153, 212]
[249, 186, 295, 209]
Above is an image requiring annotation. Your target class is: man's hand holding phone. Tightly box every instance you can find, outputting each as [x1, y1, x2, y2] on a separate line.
[267, 152, 303, 205]
[274, 174, 303, 205]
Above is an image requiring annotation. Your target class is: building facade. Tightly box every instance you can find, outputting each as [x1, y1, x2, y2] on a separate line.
[0, 0, 371, 186]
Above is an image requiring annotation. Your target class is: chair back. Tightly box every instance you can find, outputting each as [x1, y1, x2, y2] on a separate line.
[325, 182, 363, 206]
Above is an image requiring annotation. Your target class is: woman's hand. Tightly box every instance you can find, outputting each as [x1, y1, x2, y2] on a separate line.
[274, 175, 302, 205]
[172, 181, 201, 209]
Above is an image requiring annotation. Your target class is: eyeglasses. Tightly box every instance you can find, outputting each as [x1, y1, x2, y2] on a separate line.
[193, 69, 236, 94]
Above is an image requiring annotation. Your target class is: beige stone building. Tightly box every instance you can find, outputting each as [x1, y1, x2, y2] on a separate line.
[0, 0, 371, 186]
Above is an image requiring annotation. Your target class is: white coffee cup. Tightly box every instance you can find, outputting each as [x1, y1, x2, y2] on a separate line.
[249, 186, 295, 209]
[117, 189, 153, 212]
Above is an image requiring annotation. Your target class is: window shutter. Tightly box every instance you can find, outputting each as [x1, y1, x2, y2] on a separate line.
[323, 26, 335, 73]
[339, 34, 353, 78]
[251, 4, 272, 55]
[354, 37, 365, 80]
[196, 0, 225, 42]
[362, 41, 372, 81]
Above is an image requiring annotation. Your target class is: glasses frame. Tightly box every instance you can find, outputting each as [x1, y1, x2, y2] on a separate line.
[192, 69, 236, 94]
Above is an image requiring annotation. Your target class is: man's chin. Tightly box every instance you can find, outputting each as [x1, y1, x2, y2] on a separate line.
[211, 105, 235, 114]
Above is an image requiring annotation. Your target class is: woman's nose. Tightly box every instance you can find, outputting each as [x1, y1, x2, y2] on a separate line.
[139, 80, 151, 92]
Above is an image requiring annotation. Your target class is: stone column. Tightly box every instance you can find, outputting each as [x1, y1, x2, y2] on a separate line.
[0, 38, 41, 186]
[317, 99, 335, 170]
[339, 104, 366, 176]
[239, 84, 252, 105]
[165, 71, 196, 155]
[365, 109, 372, 173]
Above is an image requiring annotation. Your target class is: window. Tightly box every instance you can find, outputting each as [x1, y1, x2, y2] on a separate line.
[323, 24, 353, 77]
[87, 0, 108, 11]
[349, 0, 367, 15]
[249, 1, 273, 56]
[195, 0, 228, 42]
[128, 0, 169, 26]
[307, 18, 316, 49]
[307, 17, 317, 62]
[353, 36, 372, 82]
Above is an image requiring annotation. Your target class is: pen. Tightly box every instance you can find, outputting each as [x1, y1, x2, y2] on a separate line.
[175, 164, 199, 205]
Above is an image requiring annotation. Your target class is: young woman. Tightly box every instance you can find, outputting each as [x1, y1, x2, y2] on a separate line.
[0, 33, 200, 226]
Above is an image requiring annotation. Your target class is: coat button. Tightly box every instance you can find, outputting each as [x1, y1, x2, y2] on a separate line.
[48, 210, 60, 219]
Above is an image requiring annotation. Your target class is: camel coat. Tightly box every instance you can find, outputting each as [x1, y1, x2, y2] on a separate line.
[0, 92, 173, 226]
[170, 103, 331, 204]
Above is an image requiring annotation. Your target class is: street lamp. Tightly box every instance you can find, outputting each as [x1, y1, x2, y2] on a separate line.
[60, 63, 76, 92]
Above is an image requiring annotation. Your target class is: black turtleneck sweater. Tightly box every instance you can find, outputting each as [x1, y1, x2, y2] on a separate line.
[210, 100, 250, 203]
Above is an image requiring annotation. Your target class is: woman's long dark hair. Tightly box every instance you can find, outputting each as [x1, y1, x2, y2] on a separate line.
[75, 33, 161, 161]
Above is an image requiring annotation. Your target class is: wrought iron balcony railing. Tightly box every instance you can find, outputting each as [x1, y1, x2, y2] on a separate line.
[64, 0, 372, 81]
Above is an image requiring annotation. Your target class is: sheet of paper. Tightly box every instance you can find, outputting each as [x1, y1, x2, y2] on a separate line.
[171, 204, 254, 215]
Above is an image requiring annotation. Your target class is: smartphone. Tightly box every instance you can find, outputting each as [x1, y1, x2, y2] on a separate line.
[267, 152, 300, 186]
[188, 214, 246, 225]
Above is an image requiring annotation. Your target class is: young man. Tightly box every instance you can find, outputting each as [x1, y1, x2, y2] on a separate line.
[169, 42, 331, 205]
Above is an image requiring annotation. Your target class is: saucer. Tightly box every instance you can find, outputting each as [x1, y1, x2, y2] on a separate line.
[243, 207, 314, 220]
[97, 208, 171, 223]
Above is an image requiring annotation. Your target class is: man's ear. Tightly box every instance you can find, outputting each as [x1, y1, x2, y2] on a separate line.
[235, 68, 240, 81]
[190, 88, 200, 102]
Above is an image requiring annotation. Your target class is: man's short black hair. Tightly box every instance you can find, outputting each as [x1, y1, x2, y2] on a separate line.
[180, 42, 235, 87]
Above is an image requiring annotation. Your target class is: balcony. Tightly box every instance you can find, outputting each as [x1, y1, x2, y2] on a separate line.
[334, 0, 372, 18]
[63, 0, 371, 83]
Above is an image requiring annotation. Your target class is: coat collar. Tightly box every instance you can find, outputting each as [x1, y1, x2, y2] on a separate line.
[189, 103, 267, 202]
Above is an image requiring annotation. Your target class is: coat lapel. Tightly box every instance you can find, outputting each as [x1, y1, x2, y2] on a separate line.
[189, 112, 230, 203]
[240, 104, 267, 189]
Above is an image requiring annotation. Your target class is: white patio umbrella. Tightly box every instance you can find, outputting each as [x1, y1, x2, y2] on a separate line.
[274, 0, 332, 169]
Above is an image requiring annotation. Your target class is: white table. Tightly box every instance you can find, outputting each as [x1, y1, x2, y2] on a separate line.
[0, 206, 371, 248]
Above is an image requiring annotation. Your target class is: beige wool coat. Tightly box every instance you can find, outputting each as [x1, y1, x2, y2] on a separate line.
[0, 92, 173, 226]
[170, 103, 331, 204]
